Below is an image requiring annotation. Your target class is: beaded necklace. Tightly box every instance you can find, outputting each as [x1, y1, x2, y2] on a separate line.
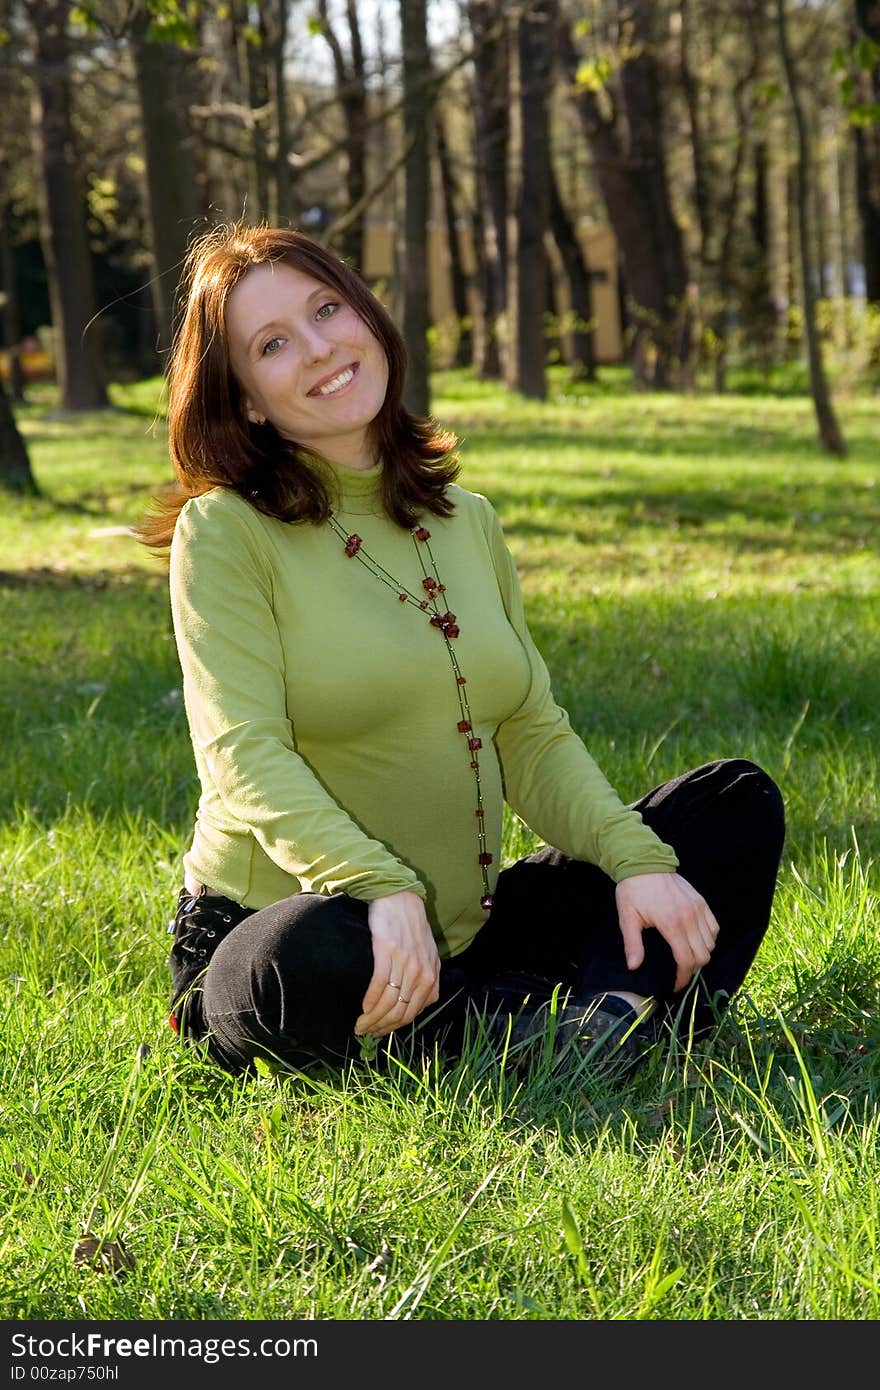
[326, 510, 494, 913]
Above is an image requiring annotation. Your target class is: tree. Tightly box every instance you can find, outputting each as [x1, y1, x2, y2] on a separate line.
[26, 0, 108, 410]
[467, 0, 509, 378]
[561, 1, 693, 388]
[316, 0, 368, 270]
[677, 0, 765, 389]
[0, 375, 38, 494]
[0, 166, 26, 404]
[434, 106, 473, 368]
[269, 1, 291, 221]
[547, 164, 597, 381]
[506, 0, 557, 400]
[131, 10, 202, 358]
[399, 0, 431, 416]
[776, 0, 846, 454]
[852, 0, 880, 302]
[225, 0, 272, 219]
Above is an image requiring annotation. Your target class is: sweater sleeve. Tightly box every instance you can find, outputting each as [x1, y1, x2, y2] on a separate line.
[481, 497, 679, 882]
[169, 494, 426, 902]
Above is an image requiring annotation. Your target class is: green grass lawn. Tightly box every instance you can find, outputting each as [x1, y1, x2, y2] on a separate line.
[2, 366, 879, 1319]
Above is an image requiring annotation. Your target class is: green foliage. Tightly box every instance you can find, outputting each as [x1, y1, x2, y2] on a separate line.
[575, 57, 613, 92]
[831, 39, 880, 126]
[781, 297, 880, 387]
[144, 0, 199, 46]
[69, 5, 102, 33]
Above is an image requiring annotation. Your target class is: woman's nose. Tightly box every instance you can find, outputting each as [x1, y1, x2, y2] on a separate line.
[299, 323, 332, 362]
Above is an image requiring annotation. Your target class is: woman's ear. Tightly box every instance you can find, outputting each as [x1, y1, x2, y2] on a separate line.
[247, 407, 267, 426]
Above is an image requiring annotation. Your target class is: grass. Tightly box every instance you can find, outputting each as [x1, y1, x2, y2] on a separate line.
[2, 364, 879, 1321]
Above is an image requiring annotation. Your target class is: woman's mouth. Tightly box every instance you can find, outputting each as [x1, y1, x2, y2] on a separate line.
[308, 362, 359, 398]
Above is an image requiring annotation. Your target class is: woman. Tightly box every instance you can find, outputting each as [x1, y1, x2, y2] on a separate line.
[139, 222, 784, 1080]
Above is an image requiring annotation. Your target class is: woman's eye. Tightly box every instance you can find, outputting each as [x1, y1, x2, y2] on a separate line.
[261, 336, 283, 356]
[316, 302, 339, 320]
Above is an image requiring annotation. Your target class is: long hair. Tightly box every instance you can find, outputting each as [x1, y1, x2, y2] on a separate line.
[135, 223, 460, 550]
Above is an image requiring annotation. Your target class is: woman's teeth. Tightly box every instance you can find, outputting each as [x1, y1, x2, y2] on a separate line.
[315, 366, 355, 396]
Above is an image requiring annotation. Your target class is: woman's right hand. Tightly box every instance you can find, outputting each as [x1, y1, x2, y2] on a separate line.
[356, 890, 441, 1039]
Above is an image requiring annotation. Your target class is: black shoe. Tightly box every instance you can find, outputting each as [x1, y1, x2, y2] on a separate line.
[503, 990, 658, 1079]
[167, 887, 251, 1042]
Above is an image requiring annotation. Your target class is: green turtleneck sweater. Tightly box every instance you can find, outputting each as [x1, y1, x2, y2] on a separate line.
[169, 458, 678, 958]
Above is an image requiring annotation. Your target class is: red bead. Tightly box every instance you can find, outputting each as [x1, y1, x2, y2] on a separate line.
[422, 577, 438, 592]
[398, 592, 408, 602]
[470, 760, 479, 769]
[343, 534, 362, 557]
[478, 852, 493, 867]
[480, 894, 494, 911]
[447, 624, 460, 638]
[457, 720, 472, 733]
[438, 584, 446, 593]
[468, 737, 482, 750]
[416, 527, 431, 541]
[420, 601, 429, 610]
[457, 676, 467, 685]
[475, 808, 484, 818]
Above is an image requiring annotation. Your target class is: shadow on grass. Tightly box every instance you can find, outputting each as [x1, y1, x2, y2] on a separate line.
[453, 408, 880, 458]
[0, 563, 161, 589]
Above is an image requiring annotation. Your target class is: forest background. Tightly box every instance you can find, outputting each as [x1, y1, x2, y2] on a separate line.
[3, 0, 880, 447]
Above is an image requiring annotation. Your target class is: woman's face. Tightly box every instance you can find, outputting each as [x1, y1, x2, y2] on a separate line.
[225, 260, 390, 469]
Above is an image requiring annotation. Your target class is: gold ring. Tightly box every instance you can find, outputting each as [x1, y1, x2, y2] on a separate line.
[388, 979, 400, 989]
[398, 995, 410, 1005]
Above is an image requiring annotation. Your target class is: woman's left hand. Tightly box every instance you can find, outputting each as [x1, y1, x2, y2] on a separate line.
[615, 872, 720, 993]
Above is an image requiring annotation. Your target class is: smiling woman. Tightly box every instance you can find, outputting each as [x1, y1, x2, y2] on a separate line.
[224, 261, 389, 468]
[135, 220, 784, 1086]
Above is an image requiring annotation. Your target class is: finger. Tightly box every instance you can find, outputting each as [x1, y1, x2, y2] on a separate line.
[394, 976, 435, 1027]
[617, 913, 645, 972]
[360, 946, 396, 1016]
[682, 901, 716, 968]
[362, 992, 412, 1038]
[688, 924, 714, 968]
[363, 958, 439, 1035]
[673, 942, 699, 993]
[698, 906, 721, 956]
[357, 977, 407, 1035]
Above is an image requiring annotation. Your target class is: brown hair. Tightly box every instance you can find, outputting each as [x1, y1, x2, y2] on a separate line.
[135, 222, 460, 549]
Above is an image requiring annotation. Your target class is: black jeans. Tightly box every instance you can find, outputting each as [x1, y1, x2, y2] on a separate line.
[171, 759, 784, 1075]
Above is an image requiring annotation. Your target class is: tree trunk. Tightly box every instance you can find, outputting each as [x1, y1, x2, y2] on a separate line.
[561, 6, 693, 389]
[548, 167, 597, 381]
[131, 16, 202, 359]
[470, 150, 502, 377]
[467, 0, 508, 377]
[713, 51, 761, 392]
[0, 375, 38, 494]
[812, 106, 830, 302]
[434, 109, 472, 368]
[854, 1, 880, 302]
[317, 0, 368, 270]
[229, 0, 271, 220]
[745, 137, 778, 369]
[400, 0, 431, 416]
[265, 0, 291, 223]
[0, 187, 25, 403]
[775, 0, 846, 455]
[506, 0, 556, 400]
[854, 194, 880, 295]
[28, 0, 108, 410]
